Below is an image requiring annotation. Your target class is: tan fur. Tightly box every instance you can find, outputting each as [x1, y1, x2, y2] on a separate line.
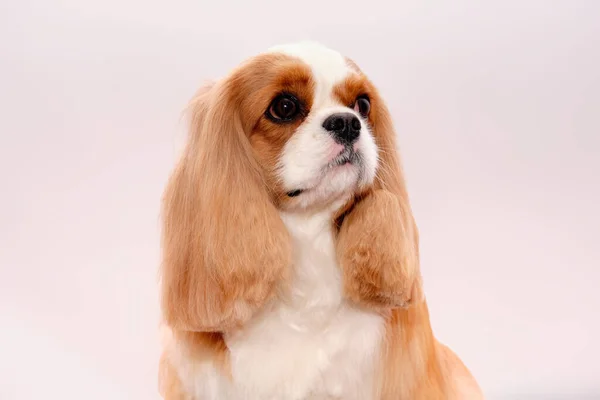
[158, 49, 483, 399]
[336, 190, 423, 309]
[160, 57, 293, 332]
[159, 328, 230, 399]
[159, 354, 191, 400]
[159, 326, 191, 400]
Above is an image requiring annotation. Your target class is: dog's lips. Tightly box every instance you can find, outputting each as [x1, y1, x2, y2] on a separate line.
[328, 147, 360, 168]
[286, 149, 362, 198]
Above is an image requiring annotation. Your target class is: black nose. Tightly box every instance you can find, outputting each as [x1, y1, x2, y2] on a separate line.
[322, 112, 361, 144]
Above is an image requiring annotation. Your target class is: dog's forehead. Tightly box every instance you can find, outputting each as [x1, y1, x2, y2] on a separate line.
[268, 42, 350, 84]
[267, 42, 354, 105]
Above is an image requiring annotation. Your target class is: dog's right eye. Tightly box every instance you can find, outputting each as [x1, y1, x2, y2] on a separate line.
[266, 94, 301, 122]
[353, 95, 371, 118]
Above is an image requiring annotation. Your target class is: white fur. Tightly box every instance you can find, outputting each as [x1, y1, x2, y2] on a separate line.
[172, 42, 385, 400]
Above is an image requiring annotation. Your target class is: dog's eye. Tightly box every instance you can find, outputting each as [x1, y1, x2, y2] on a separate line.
[353, 96, 371, 117]
[267, 94, 300, 122]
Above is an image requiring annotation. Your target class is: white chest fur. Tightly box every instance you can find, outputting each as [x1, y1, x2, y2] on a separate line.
[179, 210, 385, 400]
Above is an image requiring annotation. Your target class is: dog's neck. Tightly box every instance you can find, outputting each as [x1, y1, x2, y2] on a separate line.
[277, 207, 345, 330]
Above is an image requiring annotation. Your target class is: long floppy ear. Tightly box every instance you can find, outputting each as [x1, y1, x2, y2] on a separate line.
[337, 94, 423, 309]
[371, 97, 421, 258]
[161, 80, 291, 332]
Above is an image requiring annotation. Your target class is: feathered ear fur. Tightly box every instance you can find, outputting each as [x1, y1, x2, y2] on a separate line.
[337, 93, 423, 309]
[160, 79, 291, 332]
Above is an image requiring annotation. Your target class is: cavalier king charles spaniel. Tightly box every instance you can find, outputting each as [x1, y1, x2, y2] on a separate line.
[158, 41, 483, 400]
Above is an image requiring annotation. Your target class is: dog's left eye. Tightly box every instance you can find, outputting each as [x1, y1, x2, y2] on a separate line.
[267, 94, 301, 122]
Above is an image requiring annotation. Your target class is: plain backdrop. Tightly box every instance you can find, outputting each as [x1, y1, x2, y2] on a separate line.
[1, 1, 599, 399]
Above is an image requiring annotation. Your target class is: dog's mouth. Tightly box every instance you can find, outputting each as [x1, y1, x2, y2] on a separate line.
[328, 147, 361, 168]
[286, 147, 362, 198]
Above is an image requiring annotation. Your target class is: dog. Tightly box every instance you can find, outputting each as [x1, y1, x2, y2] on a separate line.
[158, 41, 483, 400]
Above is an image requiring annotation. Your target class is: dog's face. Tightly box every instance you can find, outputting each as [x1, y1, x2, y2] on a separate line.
[193, 42, 393, 213]
[245, 43, 380, 211]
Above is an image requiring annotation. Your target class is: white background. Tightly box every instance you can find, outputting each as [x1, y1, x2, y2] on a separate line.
[1, 1, 599, 399]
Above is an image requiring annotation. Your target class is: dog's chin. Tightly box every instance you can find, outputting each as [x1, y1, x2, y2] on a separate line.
[284, 160, 372, 213]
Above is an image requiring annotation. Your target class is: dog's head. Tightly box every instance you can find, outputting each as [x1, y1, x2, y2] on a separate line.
[161, 42, 413, 330]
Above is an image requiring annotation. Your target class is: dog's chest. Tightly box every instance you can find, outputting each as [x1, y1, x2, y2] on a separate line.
[207, 212, 385, 399]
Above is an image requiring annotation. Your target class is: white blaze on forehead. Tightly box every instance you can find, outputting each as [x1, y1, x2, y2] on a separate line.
[268, 41, 354, 107]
